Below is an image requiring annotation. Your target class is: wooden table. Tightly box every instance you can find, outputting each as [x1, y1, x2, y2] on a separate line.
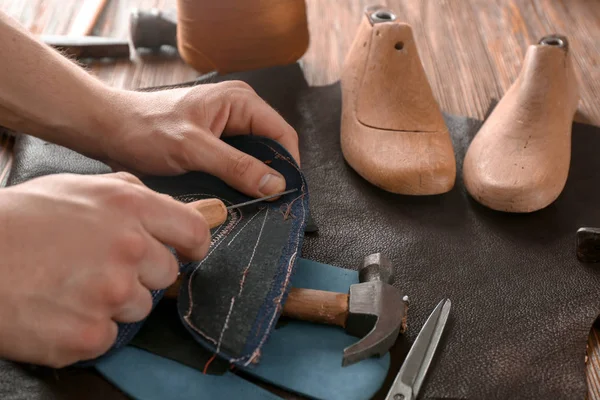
[1, 0, 600, 398]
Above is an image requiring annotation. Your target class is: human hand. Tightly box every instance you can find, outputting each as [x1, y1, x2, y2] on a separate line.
[99, 81, 300, 199]
[0, 172, 210, 368]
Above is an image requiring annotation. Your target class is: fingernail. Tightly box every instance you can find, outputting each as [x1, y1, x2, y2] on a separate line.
[258, 173, 286, 196]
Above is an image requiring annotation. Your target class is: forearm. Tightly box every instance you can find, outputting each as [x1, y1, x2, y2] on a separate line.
[0, 10, 122, 158]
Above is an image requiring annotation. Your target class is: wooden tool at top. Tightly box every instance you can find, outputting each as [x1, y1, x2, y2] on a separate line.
[340, 6, 456, 195]
[462, 35, 580, 213]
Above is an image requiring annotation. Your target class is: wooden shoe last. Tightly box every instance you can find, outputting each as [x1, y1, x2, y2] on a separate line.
[463, 35, 580, 213]
[340, 6, 456, 195]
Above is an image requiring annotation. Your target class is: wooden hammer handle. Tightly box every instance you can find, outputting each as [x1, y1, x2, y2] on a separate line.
[281, 288, 349, 328]
[164, 276, 349, 328]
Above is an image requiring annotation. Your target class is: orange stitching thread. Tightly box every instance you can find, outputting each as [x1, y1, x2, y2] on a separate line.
[203, 354, 217, 374]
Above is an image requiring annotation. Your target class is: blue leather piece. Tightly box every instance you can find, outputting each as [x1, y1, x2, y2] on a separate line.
[95, 347, 281, 400]
[95, 258, 390, 400]
[241, 257, 391, 400]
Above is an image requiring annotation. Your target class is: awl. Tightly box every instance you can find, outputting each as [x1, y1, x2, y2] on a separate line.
[188, 188, 297, 228]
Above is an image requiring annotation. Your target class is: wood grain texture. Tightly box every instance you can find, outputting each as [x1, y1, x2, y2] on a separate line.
[188, 198, 228, 229]
[68, 0, 108, 36]
[1, 0, 600, 397]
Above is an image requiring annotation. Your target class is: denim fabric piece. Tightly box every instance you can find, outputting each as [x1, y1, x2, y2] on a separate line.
[143, 135, 308, 366]
[76, 135, 308, 368]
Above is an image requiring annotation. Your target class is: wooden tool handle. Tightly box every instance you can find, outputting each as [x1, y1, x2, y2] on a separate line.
[281, 288, 349, 328]
[164, 275, 349, 328]
[187, 198, 228, 229]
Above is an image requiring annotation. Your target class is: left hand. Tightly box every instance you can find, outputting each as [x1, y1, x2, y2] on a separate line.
[98, 80, 300, 198]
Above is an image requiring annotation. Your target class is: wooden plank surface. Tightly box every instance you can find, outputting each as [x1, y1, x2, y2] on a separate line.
[0, 0, 599, 398]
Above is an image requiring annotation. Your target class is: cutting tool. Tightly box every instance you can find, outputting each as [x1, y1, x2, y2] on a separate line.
[384, 298, 451, 400]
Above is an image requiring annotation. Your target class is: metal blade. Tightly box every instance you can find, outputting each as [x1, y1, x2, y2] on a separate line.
[226, 188, 298, 210]
[385, 298, 451, 400]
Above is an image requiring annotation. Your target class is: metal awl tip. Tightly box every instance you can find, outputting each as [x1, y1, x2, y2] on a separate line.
[226, 188, 298, 210]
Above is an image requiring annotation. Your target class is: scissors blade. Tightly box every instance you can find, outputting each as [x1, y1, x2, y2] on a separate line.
[385, 298, 451, 400]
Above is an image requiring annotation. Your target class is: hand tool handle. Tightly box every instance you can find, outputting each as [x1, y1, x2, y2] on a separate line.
[281, 288, 349, 328]
[164, 275, 349, 328]
[187, 198, 228, 229]
[42, 36, 131, 59]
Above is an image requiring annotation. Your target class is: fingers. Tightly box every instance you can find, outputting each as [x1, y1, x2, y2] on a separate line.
[137, 190, 212, 261]
[198, 133, 288, 198]
[217, 81, 301, 165]
[112, 281, 154, 323]
[137, 234, 180, 290]
[103, 171, 145, 186]
[100, 171, 212, 262]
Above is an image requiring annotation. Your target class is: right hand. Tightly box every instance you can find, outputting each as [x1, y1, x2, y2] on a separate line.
[0, 172, 210, 368]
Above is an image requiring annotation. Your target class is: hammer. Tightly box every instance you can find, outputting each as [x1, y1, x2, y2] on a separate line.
[165, 252, 406, 366]
[41, 8, 178, 59]
[167, 197, 407, 366]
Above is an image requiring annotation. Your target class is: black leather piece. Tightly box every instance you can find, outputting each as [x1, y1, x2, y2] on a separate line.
[129, 298, 230, 375]
[7, 134, 111, 186]
[3, 63, 600, 399]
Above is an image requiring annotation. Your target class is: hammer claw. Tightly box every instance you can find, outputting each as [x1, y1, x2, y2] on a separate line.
[342, 280, 406, 367]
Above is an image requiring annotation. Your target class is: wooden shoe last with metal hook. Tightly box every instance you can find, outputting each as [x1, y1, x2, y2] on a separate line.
[463, 35, 580, 213]
[340, 6, 456, 195]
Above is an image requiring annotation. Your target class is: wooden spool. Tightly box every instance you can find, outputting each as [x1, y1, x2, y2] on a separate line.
[462, 35, 580, 213]
[340, 6, 456, 195]
[175, 0, 309, 74]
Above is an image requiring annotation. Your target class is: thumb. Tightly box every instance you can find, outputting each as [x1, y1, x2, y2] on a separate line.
[202, 135, 287, 198]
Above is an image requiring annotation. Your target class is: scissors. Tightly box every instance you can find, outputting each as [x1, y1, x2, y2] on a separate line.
[384, 298, 451, 400]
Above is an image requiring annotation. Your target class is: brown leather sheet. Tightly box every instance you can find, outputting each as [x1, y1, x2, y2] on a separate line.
[298, 81, 600, 399]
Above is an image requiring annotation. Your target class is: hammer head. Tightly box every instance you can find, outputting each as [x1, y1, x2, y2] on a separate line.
[129, 8, 178, 50]
[342, 253, 406, 367]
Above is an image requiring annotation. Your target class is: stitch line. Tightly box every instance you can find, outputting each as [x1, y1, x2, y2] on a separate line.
[178, 141, 306, 363]
[227, 207, 265, 247]
[214, 207, 270, 353]
[227, 141, 307, 364]
[184, 209, 240, 315]
[180, 193, 243, 344]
